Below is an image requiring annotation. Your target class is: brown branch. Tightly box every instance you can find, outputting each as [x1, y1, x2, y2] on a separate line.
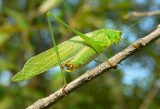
[26, 24, 160, 109]
[124, 10, 160, 19]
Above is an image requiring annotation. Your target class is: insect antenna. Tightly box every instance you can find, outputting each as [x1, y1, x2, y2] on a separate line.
[121, 17, 148, 47]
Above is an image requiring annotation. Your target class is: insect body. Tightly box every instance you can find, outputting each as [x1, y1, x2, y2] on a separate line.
[62, 29, 122, 71]
[11, 12, 122, 82]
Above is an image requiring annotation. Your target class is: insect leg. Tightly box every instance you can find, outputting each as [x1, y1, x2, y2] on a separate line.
[120, 38, 140, 49]
[47, 12, 68, 95]
[62, 84, 68, 96]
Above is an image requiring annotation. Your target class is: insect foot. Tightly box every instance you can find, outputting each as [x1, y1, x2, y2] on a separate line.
[62, 84, 68, 96]
[107, 60, 113, 67]
[106, 60, 117, 69]
[132, 43, 140, 49]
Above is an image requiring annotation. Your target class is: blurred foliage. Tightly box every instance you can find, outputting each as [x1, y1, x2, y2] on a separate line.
[0, 0, 160, 109]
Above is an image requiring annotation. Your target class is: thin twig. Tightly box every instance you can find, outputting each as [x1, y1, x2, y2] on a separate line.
[27, 24, 160, 109]
[124, 10, 160, 19]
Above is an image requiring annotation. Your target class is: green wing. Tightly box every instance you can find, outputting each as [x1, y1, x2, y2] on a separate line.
[11, 29, 110, 82]
[11, 36, 84, 82]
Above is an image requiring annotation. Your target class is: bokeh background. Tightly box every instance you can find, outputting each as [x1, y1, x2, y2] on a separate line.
[0, 0, 160, 109]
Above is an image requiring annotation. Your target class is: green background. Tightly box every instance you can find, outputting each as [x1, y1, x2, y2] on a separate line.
[0, 0, 160, 109]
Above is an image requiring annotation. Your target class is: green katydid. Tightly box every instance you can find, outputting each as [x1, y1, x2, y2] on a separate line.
[11, 11, 124, 82]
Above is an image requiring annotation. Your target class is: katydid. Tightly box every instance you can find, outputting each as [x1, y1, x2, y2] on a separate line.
[11, 11, 123, 82]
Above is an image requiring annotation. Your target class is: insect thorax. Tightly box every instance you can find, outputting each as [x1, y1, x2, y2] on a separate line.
[88, 28, 123, 48]
[106, 29, 123, 45]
